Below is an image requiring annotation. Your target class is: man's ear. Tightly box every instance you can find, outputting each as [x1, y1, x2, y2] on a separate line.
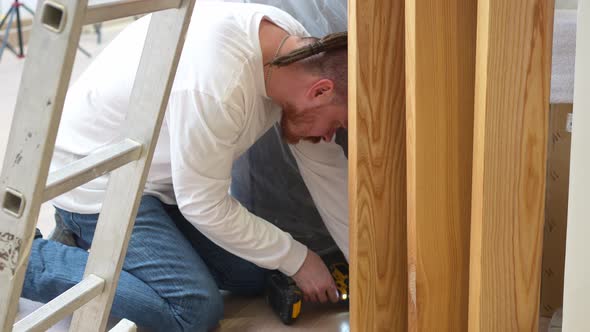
[309, 79, 335, 101]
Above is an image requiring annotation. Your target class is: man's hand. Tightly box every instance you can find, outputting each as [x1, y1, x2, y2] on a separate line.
[292, 250, 340, 303]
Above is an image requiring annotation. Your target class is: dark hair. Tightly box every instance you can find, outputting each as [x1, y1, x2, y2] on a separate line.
[268, 32, 348, 104]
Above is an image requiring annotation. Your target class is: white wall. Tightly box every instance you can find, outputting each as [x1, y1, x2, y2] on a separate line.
[562, 1, 590, 331]
[1, 0, 37, 18]
[557, 0, 579, 9]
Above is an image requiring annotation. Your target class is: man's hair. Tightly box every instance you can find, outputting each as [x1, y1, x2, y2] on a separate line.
[268, 32, 348, 104]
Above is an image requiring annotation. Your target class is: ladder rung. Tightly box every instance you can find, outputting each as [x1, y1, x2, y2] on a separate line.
[13, 275, 105, 332]
[84, 0, 184, 25]
[43, 139, 142, 202]
[109, 319, 137, 332]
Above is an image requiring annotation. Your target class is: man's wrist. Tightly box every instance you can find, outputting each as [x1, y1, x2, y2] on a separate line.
[278, 238, 308, 276]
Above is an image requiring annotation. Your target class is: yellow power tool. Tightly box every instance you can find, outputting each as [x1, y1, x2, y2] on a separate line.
[266, 260, 349, 325]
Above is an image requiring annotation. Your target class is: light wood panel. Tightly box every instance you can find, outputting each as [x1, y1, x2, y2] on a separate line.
[469, 0, 555, 331]
[405, 0, 477, 331]
[348, 0, 407, 331]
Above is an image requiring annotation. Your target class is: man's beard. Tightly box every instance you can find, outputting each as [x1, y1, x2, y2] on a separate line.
[280, 102, 322, 144]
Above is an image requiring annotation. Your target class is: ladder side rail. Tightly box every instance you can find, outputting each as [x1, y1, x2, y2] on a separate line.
[0, 1, 89, 330]
[70, 1, 196, 331]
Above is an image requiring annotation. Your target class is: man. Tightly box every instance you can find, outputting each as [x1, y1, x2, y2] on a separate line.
[23, 2, 348, 331]
[230, 0, 348, 259]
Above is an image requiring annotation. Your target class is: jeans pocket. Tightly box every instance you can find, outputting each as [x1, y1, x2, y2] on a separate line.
[54, 209, 82, 237]
[70, 212, 99, 249]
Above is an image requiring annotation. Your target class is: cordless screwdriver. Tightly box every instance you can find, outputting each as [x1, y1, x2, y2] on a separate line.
[266, 260, 349, 325]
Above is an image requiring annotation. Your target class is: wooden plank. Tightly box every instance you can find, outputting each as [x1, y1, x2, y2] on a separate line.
[562, 1, 590, 330]
[0, 0, 89, 330]
[348, 0, 407, 331]
[13, 275, 104, 332]
[69, 2, 196, 331]
[405, 0, 477, 330]
[468, 0, 555, 331]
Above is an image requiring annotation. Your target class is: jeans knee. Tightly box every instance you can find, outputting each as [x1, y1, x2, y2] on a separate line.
[173, 288, 224, 331]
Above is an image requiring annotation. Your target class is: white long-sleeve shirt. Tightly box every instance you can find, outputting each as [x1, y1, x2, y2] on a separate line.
[51, 2, 348, 276]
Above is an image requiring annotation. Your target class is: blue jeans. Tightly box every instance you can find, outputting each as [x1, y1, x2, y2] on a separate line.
[23, 195, 269, 332]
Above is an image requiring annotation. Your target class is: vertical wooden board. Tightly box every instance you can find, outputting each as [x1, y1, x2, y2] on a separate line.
[405, 0, 477, 331]
[469, 0, 555, 331]
[349, 0, 407, 331]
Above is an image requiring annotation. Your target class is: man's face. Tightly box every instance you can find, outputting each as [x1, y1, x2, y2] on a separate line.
[280, 101, 348, 144]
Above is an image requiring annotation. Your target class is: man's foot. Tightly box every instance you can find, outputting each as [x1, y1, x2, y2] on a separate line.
[48, 213, 77, 247]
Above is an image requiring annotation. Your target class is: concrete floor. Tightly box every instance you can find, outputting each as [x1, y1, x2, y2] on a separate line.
[0, 22, 349, 331]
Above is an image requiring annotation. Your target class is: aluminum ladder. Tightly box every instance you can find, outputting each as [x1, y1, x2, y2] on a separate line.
[0, 0, 196, 330]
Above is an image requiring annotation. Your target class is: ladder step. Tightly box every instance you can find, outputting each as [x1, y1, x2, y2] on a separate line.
[84, 0, 183, 25]
[13, 275, 105, 332]
[109, 319, 137, 332]
[43, 139, 142, 202]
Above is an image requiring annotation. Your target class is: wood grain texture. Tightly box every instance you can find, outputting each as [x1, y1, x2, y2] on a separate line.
[349, 0, 407, 331]
[405, 1, 477, 331]
[469, 0, 555, 331]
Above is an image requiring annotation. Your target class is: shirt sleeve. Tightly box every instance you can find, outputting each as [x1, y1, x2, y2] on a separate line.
[166, 90, 307, 276]
[289, 140, 349, 261]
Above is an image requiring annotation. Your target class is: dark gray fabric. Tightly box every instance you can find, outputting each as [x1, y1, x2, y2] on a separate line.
[335, 128, 348, 158]
[231, 126, 335, 254]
